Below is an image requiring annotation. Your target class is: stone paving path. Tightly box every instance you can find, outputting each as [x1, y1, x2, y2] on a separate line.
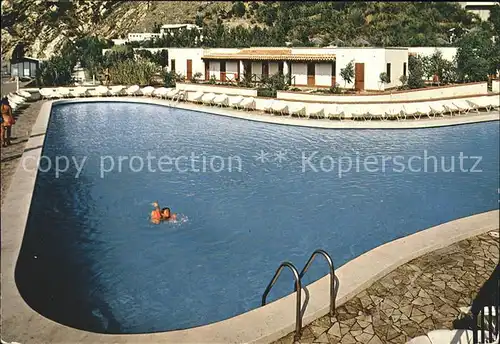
[1, 100, 42, 205]
[273, 231, 499, 344]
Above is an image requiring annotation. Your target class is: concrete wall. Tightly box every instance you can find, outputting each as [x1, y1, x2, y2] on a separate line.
[315, 63, 332, 87]
[176, 83, 258, 97]
[277, 82, 488, 103]
[335, 48, 387, 91]
[384, 49, 408, 90]
[493, 80, 500, 93]
[291, 63, 307, 85]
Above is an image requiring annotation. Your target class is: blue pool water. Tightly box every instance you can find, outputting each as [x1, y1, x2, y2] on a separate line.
[17, 102, 499, 334]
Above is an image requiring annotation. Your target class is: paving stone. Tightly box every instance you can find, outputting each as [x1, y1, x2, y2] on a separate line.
[341, 333, 356, 344]
[354, 332, 373, 343]
[313, 333, 329, 343]
[271, 234, 498, 344]
[327, 322, 341, 338]
[367, 335, 384, 344]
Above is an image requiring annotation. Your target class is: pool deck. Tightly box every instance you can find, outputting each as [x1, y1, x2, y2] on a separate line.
[272, 231, 499, 344]
[1, 98, 499, 344]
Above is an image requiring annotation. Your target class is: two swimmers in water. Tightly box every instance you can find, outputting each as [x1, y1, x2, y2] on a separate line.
[151, 201, 177, 224]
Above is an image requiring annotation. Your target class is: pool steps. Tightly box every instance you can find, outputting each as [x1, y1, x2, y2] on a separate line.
[262, 249, 336, 341]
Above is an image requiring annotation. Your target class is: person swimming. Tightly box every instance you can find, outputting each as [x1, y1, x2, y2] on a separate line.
[161, 207, 177, 221]
[151, 202, 177, 224]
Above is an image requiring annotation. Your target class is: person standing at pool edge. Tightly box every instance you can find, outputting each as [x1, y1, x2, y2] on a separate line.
[1, 97, 15, 147]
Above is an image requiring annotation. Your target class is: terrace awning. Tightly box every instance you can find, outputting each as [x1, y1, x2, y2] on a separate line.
[203, 48, 336, 61]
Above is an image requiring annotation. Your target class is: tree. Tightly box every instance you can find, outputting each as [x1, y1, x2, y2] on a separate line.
[455, 27, 492, 82]
[340, 60, 354, 88]
[408, 55, 425, 89]
[379, 72, 390, 90]
[232, 1, 246, 17]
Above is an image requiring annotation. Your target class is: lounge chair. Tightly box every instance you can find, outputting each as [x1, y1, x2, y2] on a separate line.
[39, 88, 57, 99]
[70, 87, 88, 98]
[140, 86, 155, 97]
[166, 89, 180, 100]
[466, 96, 498, 112]
[16, 90, 31, 99]
[57, 87, 70, 98]
[201, 93, 216, 105]
[192, 91, 204, 104]
[384, 105, 402, 120]
[213, 94, 229, 107]
[370, 103, 386, 121]
[87, 88, 101, 97]
[263, 99, 276, 113]
[229, 96, 244, 109]
[240, 97, 256, 111]
[109, 85, 125, 96]
[308, 105, 325, 119]
[271, 101, 289, 115]
[415, 102, 432, 119]
[351, 104, 370, 121]
[452, 99, 472, 115]
[125, 85, 140, 96]
[326, 104, 344, 120]
[289, 103, 306, 117]
[441, 102, 459, 116]
[428, 101, 445, 117]
[96, 86, 109, 96]
[402, 104, 421, 119]
[152, 87, 168, 99]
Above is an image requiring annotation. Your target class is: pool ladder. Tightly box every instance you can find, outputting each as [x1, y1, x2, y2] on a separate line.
[261, 249, 336, 341]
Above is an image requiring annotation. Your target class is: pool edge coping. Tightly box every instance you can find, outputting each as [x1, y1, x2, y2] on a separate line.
[0, 99, 498, 344]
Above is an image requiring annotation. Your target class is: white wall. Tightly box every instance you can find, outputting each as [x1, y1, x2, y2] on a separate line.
[384, 49, 408, 90]
[167, 48, 205, 77]
[335, 48, 387, 91]
[277, 82, 488, 102]
[493, 80, 500, 93]
[291, 63, 307, 85]
[315, 63, 332, 87]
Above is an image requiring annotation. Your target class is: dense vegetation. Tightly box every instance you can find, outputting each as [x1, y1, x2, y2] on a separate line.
[133, 2, 483, 48]
[34, 1, 499, 88]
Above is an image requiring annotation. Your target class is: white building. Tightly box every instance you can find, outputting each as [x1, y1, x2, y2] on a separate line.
[202, 47, 409, 91]
[127, 32, 161, 43]
[459, 2, 498, 21]
[160, 24, 201, 36]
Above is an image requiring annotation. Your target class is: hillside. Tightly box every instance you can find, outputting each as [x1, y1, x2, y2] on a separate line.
[1, 1, 482, 60]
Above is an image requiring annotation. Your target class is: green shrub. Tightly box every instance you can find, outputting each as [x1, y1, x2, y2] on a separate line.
[208, 75, 217, 84]
[191, 72, 202, 83]
[110, 59, 156, 85]
[257, 88, 276, 97]
[36, 55, 75, 86]
[164, 70, 177, 87]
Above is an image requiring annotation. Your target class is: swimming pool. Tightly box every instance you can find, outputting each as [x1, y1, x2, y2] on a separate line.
[16, 102, 499, 334]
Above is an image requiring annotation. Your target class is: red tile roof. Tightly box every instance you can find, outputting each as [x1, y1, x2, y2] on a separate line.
[203, 48, 336, 61]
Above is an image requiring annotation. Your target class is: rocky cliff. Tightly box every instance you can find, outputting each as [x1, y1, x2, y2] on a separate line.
[1, 0, 224, 60]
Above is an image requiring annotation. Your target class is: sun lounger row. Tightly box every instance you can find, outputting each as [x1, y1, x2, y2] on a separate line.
[191, 91, 256, 110]
[258, 96, 499, 120]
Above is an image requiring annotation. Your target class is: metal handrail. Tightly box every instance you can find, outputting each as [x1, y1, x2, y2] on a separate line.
[261, 261, 302, 340]
[297, 249, 336, 316]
